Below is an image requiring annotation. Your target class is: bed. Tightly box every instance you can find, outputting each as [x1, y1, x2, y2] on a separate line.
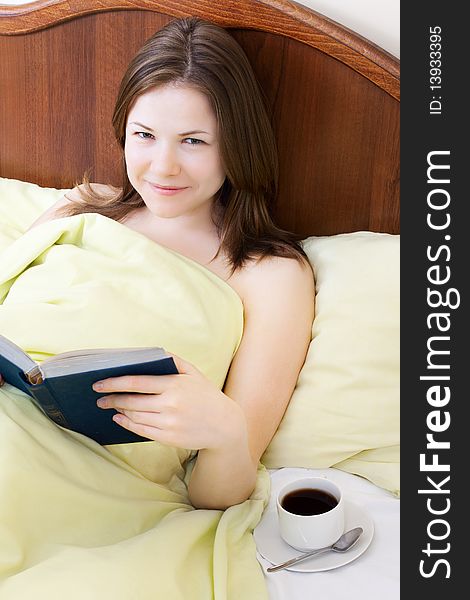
[0, 1, 399, 598]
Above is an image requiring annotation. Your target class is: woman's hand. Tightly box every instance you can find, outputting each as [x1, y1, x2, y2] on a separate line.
[93, 354, 247, 452]
[0, 374, 4, 387]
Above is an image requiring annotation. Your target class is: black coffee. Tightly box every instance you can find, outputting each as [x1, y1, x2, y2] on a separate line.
[281, 488, 338, 516]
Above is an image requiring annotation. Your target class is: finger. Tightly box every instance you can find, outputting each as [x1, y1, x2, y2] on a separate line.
[97, 393, 163, 412]
[92, 374, 176, 394]
[112, 412, 175, 445]
[117, 409, 170, 428]
[113, 412, 161, 436]
[0, 374, 4, 387]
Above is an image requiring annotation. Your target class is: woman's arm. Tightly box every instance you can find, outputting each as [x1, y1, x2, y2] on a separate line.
[187, 256, 315, 508]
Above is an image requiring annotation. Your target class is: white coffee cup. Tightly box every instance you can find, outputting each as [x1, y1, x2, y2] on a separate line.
[277, 477, 345, 551]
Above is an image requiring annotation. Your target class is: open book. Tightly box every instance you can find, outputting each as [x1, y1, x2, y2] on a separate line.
[0, 334, 178, 444]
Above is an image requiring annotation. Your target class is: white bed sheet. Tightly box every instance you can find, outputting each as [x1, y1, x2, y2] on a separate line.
[256, 467, 400, 600]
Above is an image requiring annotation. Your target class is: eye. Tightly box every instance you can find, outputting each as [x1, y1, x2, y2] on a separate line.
[135, 131, 154, 140]
[183, 137, 205, 145]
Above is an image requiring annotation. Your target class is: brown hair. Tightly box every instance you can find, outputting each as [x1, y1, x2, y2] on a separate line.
[61, 17, 308, 272]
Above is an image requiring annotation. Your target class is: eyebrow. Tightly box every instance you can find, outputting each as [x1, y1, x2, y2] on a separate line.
[128, 122, 211, 136]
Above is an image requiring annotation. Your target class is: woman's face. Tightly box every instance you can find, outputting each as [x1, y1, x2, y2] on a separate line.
[124, 84, 226, 221]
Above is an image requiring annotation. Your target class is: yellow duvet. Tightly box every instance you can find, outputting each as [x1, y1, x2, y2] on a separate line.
[0, 211, 270, 599]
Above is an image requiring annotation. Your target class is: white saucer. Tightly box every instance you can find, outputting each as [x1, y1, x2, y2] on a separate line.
[254, 499, 374, 573]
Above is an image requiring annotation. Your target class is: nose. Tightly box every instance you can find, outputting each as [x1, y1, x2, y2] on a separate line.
[150, 141, 181, 177]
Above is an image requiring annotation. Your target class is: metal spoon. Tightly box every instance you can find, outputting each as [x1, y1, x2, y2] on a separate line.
[266, 526, 363, 573]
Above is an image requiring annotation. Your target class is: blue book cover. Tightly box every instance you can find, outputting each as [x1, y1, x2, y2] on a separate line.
[0, 334, 177, 445]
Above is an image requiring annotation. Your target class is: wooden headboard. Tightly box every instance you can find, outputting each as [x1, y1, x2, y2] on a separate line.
[0, 0, 399, 236]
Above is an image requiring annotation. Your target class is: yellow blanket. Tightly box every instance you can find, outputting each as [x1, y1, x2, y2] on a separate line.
[0, 212, 270, 599]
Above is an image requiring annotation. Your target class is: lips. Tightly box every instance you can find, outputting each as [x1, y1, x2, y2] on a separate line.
[147, 182, 187, 191]
[146, 181, 189, 196]
[156, 185, 185, 190]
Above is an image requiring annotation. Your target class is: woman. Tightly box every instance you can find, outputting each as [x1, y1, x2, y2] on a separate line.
[0, 16, 313, 598]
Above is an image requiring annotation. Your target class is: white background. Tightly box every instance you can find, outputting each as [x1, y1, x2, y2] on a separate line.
[299, 0, 399, 57]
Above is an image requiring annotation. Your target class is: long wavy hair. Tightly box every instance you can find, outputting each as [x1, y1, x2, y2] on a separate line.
[61, 17, 308, 272]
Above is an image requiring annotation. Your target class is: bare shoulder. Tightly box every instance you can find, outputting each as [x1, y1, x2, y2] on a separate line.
[28, 182, 118, 230]
[238, 255, 315, 310]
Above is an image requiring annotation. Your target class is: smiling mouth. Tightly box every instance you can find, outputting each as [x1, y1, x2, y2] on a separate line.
[148, 182, 188, 191]
[146, 182, 189, 195]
